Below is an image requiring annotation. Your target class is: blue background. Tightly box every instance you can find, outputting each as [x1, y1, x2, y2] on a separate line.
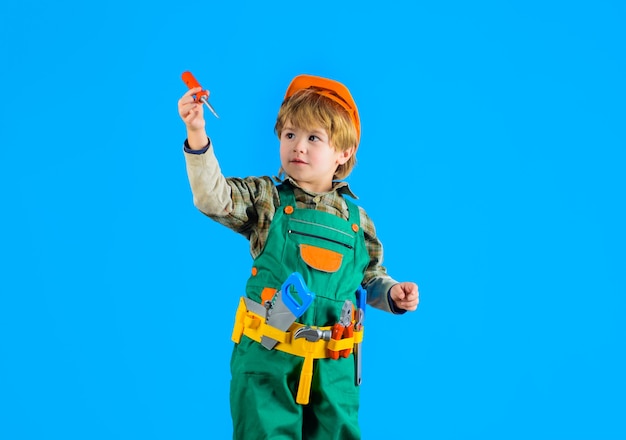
[1, 1, 625, 439]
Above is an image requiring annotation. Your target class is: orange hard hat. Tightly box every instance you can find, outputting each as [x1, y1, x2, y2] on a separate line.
[284, 74, 360, 142]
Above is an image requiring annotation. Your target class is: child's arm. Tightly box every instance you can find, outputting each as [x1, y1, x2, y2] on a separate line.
[359, 207, 399, 312]
[359, 207, 419, 313]
[178, 88, 278, 243]
[178, 86, 232, 218]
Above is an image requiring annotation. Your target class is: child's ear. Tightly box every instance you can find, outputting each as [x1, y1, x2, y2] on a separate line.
[337, 146, 356, 165]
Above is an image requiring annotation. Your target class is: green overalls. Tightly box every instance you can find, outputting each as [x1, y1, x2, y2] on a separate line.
[230, 183, 370, 440]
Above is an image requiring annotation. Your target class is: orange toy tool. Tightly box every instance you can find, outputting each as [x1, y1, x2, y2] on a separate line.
[328, 300, 354, 360]
[181, 71, 220, 119]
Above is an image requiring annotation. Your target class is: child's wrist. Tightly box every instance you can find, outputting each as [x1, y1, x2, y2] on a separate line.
[186, 125, 206, 134]
[186, 130, 210, 150]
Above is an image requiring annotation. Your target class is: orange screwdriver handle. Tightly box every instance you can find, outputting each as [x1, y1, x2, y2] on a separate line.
[182, 71, 208, 101]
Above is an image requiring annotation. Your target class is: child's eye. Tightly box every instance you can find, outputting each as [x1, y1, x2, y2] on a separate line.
[308, 135, 319, 142]
[285, 132, 295, 140]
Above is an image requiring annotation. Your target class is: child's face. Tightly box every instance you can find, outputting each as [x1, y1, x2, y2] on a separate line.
[279, 121, 353, 193]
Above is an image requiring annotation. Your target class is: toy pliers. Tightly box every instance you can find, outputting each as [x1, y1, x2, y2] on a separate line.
[181, 71, 220, 119]
[328, 300, 354, 360]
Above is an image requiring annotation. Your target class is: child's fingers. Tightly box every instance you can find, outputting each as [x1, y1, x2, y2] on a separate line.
[392, 282, 419, 311]
[405, 286, 419, 300]
[398, 298, 418, 311]
[179, 101, 200, 118]
[178, 87, 206, 128]
[178, 87, 203, 109]
[179, 99, 201, 112]
[185, 86, 202, 97]
[178, 88, 201, 106]
[184, 87, 211, 100]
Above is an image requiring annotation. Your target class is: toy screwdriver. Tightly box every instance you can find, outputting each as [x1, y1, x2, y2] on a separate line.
[181, 71, 219, 119]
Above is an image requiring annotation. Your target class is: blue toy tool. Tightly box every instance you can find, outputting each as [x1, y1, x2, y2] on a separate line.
[260, 272, 316, 350]
[281, 272, 316, 318]
[356, 285, 367, 317]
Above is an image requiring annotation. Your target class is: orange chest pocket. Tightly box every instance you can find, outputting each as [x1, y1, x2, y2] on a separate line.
[286, 217, 356, 274]
[299, 244, 343, 273]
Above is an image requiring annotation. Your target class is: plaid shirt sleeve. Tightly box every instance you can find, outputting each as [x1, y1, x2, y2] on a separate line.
[183, 142, 278, 258]
[358, 207, 401, 313]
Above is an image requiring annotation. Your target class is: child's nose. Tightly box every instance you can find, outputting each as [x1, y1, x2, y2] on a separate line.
[293, 139, 307, 152]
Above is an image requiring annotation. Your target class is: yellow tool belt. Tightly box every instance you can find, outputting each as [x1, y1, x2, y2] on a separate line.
[231, 297, 364, 405]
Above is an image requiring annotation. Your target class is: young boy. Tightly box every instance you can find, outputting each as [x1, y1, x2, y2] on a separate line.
[178, 74, 419, 440]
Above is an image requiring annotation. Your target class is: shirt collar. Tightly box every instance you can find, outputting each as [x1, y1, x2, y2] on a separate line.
[275, 175, 359, 199]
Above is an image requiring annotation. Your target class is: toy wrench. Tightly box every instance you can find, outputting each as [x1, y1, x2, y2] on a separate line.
[261, 272, 316, 350]
[181, 71, 220, 119]
[328, 300, 353, 360]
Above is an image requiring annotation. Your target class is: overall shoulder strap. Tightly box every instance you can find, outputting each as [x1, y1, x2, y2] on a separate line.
[276, 183, 296, 207]
[344, 197, 362, 228]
